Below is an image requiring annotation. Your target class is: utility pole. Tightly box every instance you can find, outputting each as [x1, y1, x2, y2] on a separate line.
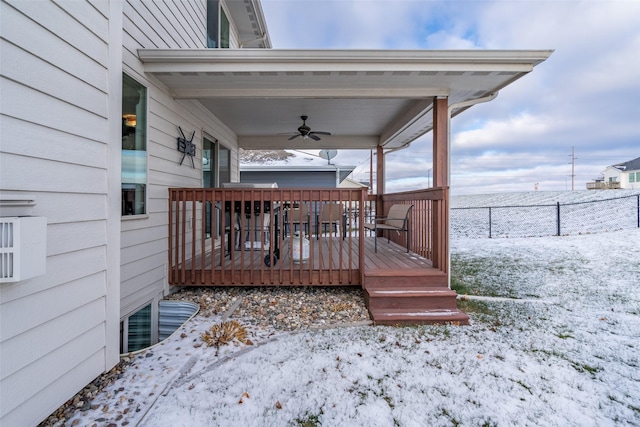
[569, 146, 577, 191]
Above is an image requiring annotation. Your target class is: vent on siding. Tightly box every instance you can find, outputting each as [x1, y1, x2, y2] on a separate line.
[0, 217, 46, 283]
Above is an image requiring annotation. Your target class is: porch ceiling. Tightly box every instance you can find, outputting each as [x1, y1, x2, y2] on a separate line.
[138, 49, 552, 150]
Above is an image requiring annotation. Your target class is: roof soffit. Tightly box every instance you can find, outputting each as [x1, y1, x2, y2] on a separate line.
[139, 49, 553, 150]
[224, 0, 272, 48]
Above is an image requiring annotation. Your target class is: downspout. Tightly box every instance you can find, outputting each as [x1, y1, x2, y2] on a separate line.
[446, 92, 499, 287]
[239, 34, 267, 48]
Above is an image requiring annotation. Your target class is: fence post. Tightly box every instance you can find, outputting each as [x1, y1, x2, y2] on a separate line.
[488, 207, 492, 238]
[556, 202, 561, 236]
[637, 195, 639, 228]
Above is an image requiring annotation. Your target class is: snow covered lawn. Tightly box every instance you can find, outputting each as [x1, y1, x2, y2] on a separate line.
[68, 229, 640, 426]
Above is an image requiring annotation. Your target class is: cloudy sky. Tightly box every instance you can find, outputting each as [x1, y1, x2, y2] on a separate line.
[260, 0, 639, 195]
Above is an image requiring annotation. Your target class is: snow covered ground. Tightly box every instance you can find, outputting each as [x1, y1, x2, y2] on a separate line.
[451, 190, 640, 238]
[65, 227, 640, 427]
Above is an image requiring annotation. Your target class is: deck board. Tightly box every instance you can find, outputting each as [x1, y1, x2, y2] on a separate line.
[172, 236, 435, 286]
[226, 237, 433, 270]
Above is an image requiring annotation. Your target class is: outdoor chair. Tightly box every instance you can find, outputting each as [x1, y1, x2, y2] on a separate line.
[316, 203, 345, 240]
[286, 203, 310, 236]
[364, 204, 413, 253]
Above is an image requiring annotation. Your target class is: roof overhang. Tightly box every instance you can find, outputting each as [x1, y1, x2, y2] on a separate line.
[224, 0, 271, 48]
[138, 49, 552, 150]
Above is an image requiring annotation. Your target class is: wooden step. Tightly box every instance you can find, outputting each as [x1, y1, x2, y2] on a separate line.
[365, 287, 459, 311]
[363, 267, 469, 326]
[364, 268, 448, 288]
[369, 307, 470, 325]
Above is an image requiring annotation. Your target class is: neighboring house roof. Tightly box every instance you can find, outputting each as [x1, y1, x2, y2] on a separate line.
[611, 156, 640, 172]
[240, 165, 356, 184]
[339, 177, 369, 189]
[138, 49, 552, 152]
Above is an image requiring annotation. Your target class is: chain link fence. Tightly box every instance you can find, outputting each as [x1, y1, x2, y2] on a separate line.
[452, 194, 640, 238]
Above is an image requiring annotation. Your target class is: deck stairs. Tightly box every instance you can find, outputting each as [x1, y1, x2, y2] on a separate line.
[363, 268, 469, 325]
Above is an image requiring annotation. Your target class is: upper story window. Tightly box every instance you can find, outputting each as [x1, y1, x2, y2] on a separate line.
[122, 73, 147, 216]
[207, 0, 230, 48]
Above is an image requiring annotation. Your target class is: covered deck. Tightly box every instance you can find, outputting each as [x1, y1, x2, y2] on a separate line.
[169, 186, 468, 324]
[146, 48, 552, 325]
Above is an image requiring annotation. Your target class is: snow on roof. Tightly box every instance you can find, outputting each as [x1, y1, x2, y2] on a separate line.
[241, 150, 355, 170]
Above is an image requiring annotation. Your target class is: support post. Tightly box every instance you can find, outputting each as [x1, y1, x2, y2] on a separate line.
[376, 145, 384, 195]
[375, 145, 385, 227]
[433, 98, 449, 188]
[432, 97, 448, 271]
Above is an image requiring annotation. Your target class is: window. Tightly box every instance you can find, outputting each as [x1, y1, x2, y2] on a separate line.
[207, 0, 229, 48]
[122, 74, 147, 215]
[631, 173, 636, 183]
[202, 137, 215, 188]
[219, 144, 231, 184]
[120, 304, 152, 353]
[220, 8, 230, 48]
[203, 138, 231, 238]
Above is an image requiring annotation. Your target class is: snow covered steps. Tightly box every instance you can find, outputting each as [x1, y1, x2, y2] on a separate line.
[363, 269, 469, 325]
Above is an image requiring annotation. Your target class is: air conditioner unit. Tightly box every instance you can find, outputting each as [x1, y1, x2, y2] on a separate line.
[0, 216, 47, 283]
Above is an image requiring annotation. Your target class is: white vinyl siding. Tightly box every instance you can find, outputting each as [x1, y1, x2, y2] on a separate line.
[120, 0, 240, 324]
[1, 0, 242, 424]
[0, 0, 117, 425]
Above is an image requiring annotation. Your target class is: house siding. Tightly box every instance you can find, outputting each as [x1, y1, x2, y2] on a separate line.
[1, 0, 246, 423]
[603, 166, 640, 190]
[0, 0, 116, 425]
[120, 0, 240, 323]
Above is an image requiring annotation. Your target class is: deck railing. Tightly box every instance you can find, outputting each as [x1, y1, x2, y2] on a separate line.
[168, 186, 448, 286]
[168, 188, 367, 286]
[373, 187, 449, 272]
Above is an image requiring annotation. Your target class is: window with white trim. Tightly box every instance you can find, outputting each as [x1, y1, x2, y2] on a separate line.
[207, 0, 230, 48]
[122, 73, 147, 216]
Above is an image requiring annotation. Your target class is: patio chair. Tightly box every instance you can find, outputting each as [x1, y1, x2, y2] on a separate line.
[286, 203, 310, 236]
[364, 204, 413, 253]
[316, 203, 345, 240]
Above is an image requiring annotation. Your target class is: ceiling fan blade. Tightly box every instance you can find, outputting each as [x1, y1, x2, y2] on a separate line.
[288, 134, 301, 141]
[308, 134, 321, 141]
[310, 131, 332, 136]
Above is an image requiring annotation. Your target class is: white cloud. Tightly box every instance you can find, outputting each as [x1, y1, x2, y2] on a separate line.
[424, 30, 478, 49]
[454, 113, 553, 150]
[262, 0, 640, 195]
